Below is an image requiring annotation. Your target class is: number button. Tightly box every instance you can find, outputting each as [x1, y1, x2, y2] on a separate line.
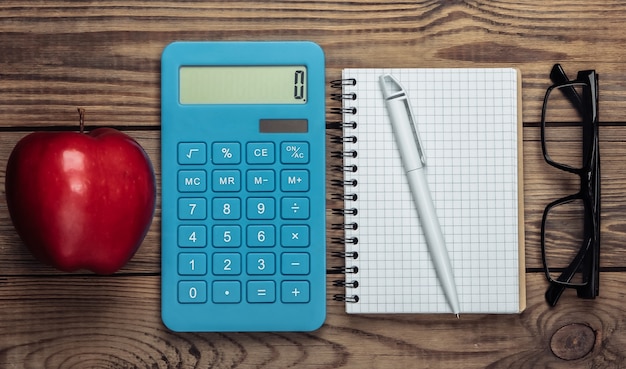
[178, 198, 207, 220]
[178, 225, 207, 247]
[212, 281, 241, 304]
[247, 225, 275, 247]
[247, 142, 275, 164]
[281, 142, 309, 164]
[247, 198, 275, 220]
[178, 253, 207, 275]
[247, 281, 276, 303]
[178, 142, 206, 165]
[212, 253, 241, 275]
[178, 281, 207, 304]
[247, 253, 275, 275]
[212, 225, 241, 248]
[212, 198, 241, 220]
[212, 142, 240, 164]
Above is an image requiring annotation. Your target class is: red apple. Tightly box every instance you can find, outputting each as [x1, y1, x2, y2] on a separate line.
[5, 109, 156, 274]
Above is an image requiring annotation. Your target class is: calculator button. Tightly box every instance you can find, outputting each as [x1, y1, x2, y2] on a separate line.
[212, 225, 241, 248]
[212, 142, 241, 164]
[247, 281, 276, 303]
[281, 253, 310, 275]
[178, 198, 207, 220]
[212, 170, 241, 192]
[247, 197, 275, 220]
[178, 253, 207, 275]
[178, 281, 207, 304]
[247, 225, 275, 247]
[281, 281, 310, 303]
[280, 142, 309, 164]
[212, 281, 241, 303]
[247, 253, 276, 275]
[281, 170, 309, 192]
[178, 225, 207, 247]
[247, 142, 275, 164]
[178, 142, 207, 165]
[212, 198, 241, 220]
[178, 170, 207, 192]
[281, 197, 310, 219]
[212, 253, 241, 275]
[281, 225, 309, 247]
[247, 170, 275, 192]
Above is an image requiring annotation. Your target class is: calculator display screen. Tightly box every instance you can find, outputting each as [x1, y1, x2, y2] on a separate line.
[179, 66, 307, 105]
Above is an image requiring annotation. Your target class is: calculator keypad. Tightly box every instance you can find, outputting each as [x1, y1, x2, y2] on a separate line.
[176, 141, 312, 307]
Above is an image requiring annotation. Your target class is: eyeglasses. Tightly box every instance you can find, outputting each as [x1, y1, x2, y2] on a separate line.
[540, 64, 600, 307]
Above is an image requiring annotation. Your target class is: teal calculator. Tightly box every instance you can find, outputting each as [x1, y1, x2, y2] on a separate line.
[160, 41, 326, 332]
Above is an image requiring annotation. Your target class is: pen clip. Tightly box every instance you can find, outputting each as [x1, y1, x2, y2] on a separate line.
[379, 74, 427, 166]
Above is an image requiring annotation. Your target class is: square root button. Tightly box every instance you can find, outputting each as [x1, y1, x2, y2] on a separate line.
[178, 142, 206, 165]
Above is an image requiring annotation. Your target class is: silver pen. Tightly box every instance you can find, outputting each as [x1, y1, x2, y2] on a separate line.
[379, 74, 460, 317]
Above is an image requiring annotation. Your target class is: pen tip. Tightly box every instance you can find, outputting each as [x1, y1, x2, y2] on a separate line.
[456, 313, 460, 319]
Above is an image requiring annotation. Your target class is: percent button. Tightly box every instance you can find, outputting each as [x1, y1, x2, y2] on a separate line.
[280, 142, 309, 164]
[212, 142, 241, 164]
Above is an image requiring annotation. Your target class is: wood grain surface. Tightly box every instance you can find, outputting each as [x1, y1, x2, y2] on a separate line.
[2, 1, 626, 368]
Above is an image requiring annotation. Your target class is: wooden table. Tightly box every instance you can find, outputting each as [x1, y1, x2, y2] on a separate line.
[1, 2, 625, 368]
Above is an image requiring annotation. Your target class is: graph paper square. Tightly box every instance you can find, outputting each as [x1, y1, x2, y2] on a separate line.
[341, 68, 525, 314]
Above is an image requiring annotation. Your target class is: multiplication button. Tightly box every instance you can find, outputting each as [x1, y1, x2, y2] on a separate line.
[281, 225, 309, 247]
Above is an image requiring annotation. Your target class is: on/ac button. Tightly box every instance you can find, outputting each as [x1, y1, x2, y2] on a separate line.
[281, 142, 309, 164]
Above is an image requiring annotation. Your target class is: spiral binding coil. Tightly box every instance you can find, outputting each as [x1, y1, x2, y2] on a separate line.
[330, 79, 360, 304]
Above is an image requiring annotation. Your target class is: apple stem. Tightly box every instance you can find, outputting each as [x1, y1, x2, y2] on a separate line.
[77, 108, 85, 134]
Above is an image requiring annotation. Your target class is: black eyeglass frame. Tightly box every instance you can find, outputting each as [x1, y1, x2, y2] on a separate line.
[539, 64, 600, 307]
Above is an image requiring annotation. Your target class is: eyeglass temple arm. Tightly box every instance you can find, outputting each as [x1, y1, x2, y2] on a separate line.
[545, 234, 598, 306]
[549, 63, 586, 117]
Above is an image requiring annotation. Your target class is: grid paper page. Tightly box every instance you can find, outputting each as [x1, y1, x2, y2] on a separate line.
[342, 68, 522, 314]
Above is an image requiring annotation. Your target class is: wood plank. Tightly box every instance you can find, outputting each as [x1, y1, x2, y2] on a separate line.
[1, 3, 626, 127]
[0, 273, 622, 368]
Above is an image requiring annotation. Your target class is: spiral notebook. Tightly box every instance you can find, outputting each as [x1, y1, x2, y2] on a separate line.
[332, 68, 526, 314]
